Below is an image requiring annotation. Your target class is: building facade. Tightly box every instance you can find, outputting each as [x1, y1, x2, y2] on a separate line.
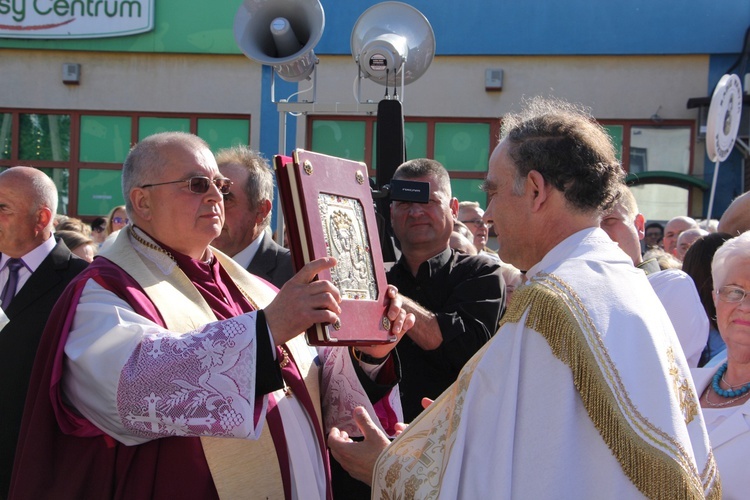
[1, 0, 747, 224]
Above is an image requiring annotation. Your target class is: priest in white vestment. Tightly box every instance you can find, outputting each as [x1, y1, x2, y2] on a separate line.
[328, 98, 720, 499]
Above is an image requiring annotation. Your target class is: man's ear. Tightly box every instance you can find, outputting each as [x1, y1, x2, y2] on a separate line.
[634, 214, 646, 241]
[36, 206, 53, 233]
[130, 188, 151, 221]
[526, 170, 549, 212]
[256, 199, 272, 224]
[449, 197, 459, 219]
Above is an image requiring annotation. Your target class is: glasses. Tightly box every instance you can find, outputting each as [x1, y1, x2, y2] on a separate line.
[92, 226, 105, 233]
[141, 176, 233, 195]
[716, 285, 750, 303]
[460, 219, 492, 228]
[112, 217, 129, 225]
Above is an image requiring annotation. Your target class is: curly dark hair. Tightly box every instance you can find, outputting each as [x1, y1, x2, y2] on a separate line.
[501, 97, 624, 214]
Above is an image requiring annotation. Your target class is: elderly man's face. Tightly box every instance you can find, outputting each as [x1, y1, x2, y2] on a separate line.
[142, 141, 226, 259]
[0, 172, 44, 258]
[459, 205, 489, 250]
[212, 163, 258, 257]
[663, 219, 694, 256]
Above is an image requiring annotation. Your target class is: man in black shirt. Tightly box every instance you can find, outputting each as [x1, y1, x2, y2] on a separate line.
[385, 158, 505, 421]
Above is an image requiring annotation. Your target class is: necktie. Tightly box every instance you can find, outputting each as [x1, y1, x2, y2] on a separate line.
[1, 258, 24, 310]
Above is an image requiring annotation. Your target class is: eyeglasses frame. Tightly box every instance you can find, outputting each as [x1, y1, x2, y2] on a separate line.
[140, 176, 233, 195]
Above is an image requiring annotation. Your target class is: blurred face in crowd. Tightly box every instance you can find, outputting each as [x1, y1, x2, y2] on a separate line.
[600, 200, 644, 266]
[459, 205, 490, 250]
[644, 225, 662, 249]
[663, 218, 695, 256]
[212, 163, 259, 257]
[111, 207, 129, 232]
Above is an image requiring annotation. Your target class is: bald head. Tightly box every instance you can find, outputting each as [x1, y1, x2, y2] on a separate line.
[0, 167, 58, 257]
[675, 227, 708, 261]
[718, 191, 750, 236]
[663, 216, 699, 256]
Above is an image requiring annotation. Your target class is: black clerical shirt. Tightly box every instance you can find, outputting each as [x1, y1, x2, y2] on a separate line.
[387, 247, 505, 421]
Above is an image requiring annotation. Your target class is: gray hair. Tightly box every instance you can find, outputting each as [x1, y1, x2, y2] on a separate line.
[392, 158, 452, 198]
[500, 97, 624, 214]
[215, 145, 274, 230]
[122, 132, 210, 215]
[711, 230, 750, 288]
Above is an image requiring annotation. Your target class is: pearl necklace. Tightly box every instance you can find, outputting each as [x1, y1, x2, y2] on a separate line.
[711, 362, 750, 398]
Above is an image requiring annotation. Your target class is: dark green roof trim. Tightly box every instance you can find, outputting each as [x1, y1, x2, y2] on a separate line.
[626, 171, 709, 190]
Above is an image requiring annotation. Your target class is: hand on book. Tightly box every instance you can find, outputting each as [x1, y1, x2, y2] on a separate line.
[354, 285, 415, 360]
[265, 257, 342, 346]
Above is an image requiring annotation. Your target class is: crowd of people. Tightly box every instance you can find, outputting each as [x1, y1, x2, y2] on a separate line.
[1, 96, 748, 498]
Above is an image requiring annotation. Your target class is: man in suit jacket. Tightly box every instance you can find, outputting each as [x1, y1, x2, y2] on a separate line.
[212, 145, 293, 289]
[0, 167, 88, 498]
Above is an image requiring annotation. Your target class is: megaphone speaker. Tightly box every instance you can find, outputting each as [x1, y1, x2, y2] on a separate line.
[234, 0, 325, 82]
[351, 1, 435, 87]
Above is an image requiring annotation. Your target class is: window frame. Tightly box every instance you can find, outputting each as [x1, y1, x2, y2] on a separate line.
[0, 108, 251, 219]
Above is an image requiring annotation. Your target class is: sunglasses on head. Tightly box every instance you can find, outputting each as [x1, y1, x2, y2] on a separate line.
[141, 176, 233, 195]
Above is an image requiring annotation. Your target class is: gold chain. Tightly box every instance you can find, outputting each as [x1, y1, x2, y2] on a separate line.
[128, 226, 176, 262]
[129, 226, 260, 311]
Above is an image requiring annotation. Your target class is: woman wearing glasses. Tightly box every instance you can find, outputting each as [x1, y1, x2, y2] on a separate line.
[99, 205, 128, 252]
[691, 230, 750, 499]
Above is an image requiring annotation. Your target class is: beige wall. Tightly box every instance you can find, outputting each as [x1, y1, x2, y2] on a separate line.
[2, 50, 710, 176]
[310, 54, 709, 120]
[1, 49, 265, 147]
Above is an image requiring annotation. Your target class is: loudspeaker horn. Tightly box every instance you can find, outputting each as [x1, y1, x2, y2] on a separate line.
[350, 1, 435, 87]
[234, 0, 325, 82]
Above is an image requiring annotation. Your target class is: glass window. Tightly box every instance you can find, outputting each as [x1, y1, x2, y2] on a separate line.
[371, 121, 428, 166]
[629, 126, 690, 174]
[197, 118, 250, 152]
[405, 122, 428, 160]
[139, 117, 190, 140]
[78, 168, 126, 217]
[603, 124, 623, 161]
[451, 178, 486, 206]
[311, 120, 366, 161]
[36, 167, 69, 214]
[80, 115, 131, 163]
[630, 183, 688, 222]
[434, 122, 490, 171]
[0, 113, 11, 160]
[19, 114, 71, 161]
